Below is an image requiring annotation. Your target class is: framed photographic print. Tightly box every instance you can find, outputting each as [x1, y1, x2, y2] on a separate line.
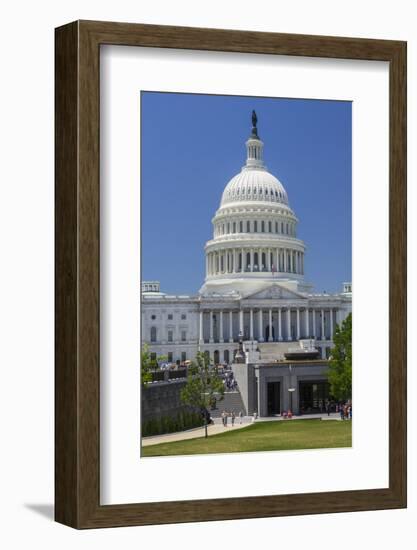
[55, 20, 406, 528]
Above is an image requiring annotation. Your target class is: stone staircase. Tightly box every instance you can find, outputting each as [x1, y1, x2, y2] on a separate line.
[210, 391, 246, 417]
[258, 341, 292, 362]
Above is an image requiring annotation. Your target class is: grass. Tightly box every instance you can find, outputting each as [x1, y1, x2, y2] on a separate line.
[142, 419, 352, 457]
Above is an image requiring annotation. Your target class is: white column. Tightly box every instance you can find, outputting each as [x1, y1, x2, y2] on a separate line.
[219, 310, 224, 343]
[239, 309, 244, 337]
[296, 308, 300, 340]
[284, 249, 287, 272]
[304, 308, 309, 338]
[250, 249, 254, 272]
[336, 308, 341, 327]
[312, 309, 316, 338]
[258, 309, 264, 342]
[199, 310, 204, 343]
[278, 308, 282, 341]
[250, 309, 254, 339]
[229, 311, 233, 343]
[267, 248, 271, 271]
[321, 309, 325, 341]
[241, 248, 244, 271]
[268, 309, 273, 341]
[205, 254, 209, 276]
[286, 308, 291, 341]
[209, 310, 214, 343]
[330, 309, 334, 341]
[233, 249, 237, 273]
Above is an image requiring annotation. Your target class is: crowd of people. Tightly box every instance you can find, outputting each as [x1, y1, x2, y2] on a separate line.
[222, 369, 238, 391]
[337, 402, 352, 420]
[221, 410, 244, 427]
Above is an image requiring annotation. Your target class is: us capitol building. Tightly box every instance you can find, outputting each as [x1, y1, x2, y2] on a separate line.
[142, 112, 352, 415]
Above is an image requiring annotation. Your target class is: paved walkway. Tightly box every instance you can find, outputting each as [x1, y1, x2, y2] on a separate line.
[142, 421, 250, 447]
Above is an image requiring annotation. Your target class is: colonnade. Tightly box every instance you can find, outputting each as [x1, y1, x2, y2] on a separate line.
[199, 307, 337, 344]
[206, 247, 304, 276]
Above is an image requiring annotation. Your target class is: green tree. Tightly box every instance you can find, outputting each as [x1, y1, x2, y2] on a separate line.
[327, 313, 352, 401]
[141, 343, 166, 387]
[180, 351, 225, 438]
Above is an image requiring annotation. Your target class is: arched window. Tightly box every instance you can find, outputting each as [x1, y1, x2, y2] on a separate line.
[254, 221, 258, 232]
[247, 221, 250, 233]
[224, 350, 230, 364]
[268, 221, 272, 233]
[150, 327, 157, 342]
[240, 221, 243, 233]
[261, 221, 265, 232]
[233, 222, 236, 233]
[275, 221, 278, 233]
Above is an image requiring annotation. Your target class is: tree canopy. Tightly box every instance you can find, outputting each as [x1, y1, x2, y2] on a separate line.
[180, 351, 225, 437]
[141, 343, 166, 387]
[327, 313, 352, 401]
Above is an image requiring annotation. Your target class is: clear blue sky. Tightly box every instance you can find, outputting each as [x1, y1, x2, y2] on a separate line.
[141, 92, 351, 294]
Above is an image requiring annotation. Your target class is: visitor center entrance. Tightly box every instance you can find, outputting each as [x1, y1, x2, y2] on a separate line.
[267, 381, 281, 415]
[298, 380, 330, 414]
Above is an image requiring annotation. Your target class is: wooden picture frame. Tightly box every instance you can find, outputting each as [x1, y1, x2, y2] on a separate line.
[55, 20, 407, 528]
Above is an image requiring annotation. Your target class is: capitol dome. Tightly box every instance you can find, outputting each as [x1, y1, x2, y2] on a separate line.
[220, 168, 289, 207]
[200, 111, 309, 297]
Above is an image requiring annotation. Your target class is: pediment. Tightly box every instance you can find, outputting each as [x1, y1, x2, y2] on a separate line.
[243, 284, 307, 301]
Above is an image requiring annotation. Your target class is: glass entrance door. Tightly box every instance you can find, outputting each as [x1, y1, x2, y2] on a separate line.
[298, 380, 330, 414]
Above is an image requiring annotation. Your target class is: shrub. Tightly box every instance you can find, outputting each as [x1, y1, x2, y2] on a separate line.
[142, 409, 204, 437]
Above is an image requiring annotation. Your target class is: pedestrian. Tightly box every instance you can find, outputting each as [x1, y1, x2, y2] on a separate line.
[221, 410, 225, 427]
[239, 410, 243, 424]
[225, 411, 228, 427]
[231, 411, 235, 426]
[340, 404, 344, 420]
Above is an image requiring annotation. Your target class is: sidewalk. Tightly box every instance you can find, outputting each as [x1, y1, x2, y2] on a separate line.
[142, 421, 249, 447]
[257, 412, 343, 422]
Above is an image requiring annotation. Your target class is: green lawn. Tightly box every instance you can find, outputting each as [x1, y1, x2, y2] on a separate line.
[142, 419, 352, 457]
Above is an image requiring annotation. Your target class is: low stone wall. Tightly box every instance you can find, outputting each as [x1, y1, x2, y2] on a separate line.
[142, 379, 191, 422]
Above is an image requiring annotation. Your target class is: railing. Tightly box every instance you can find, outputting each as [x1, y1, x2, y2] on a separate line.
[149, 368, 188, 383]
